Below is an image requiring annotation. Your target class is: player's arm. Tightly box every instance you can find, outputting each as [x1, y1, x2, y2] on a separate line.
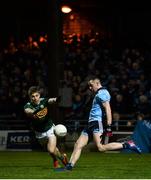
[102, 101, 113, 137]
[24, 108, 38, 119]
[102, 101, 112, 126]
[24, 108, 34, 114]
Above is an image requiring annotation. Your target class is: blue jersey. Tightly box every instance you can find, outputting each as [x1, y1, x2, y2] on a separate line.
[88, 88, 111, 122]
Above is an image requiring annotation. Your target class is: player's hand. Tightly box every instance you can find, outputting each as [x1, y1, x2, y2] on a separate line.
[33, 109, 40, 119]
[105, 125, 113, 137]
[33, 114, 39, 120]
[25, 108, 34, 114]
[48, 97, 58, 103]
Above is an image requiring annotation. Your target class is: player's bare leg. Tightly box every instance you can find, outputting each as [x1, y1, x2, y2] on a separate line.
[93, 132, 123, 151]
[47, 136, 68, 168]
[93, 133, 141, 153]
[47, 136, 61, 168]
[66, 134, 88, 170]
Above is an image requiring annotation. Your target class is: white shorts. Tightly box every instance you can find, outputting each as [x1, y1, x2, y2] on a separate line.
[35, 126, 55, 139]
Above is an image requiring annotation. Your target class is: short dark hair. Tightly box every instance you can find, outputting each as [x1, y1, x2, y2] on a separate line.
[88, 77, 101, 85]
[28, 86, 40, 97]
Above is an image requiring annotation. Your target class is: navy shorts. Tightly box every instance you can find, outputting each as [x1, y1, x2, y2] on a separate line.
[82, 120, 103, 137]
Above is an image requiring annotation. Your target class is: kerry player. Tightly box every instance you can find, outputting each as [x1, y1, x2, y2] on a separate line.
[24, 86, 68, 169]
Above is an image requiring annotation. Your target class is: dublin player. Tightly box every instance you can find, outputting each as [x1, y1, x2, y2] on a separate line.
[65, 77, 142, 171]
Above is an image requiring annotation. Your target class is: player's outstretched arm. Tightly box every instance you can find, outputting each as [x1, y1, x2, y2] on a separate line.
[24, 108, 34, 114]
[24, 108, 38, 119]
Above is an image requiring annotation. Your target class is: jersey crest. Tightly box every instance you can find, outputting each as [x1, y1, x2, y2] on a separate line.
[35, 107, 48, 118]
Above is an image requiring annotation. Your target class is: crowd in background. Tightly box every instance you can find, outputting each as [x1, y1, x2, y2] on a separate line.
[0, 31, 151, 130]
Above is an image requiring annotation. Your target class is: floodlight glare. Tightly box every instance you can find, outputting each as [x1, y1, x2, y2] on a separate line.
[61, 5, 72, 13]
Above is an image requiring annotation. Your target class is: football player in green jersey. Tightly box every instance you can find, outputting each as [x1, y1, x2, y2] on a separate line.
[24, 86, 68, 169]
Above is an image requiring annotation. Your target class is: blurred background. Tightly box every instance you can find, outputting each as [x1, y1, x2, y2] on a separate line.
[0, 0, 151, 151]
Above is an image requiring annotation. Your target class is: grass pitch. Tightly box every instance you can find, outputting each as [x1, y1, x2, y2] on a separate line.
[0, 151, 151, 179]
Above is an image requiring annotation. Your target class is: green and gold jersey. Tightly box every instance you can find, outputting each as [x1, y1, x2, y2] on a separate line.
[24, 98, 53, 132]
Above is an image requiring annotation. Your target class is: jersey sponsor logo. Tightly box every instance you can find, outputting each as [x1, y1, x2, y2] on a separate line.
[36, 107, 48, 118]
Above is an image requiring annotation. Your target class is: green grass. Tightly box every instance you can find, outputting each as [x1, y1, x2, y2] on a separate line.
[0, 151, 151, 179]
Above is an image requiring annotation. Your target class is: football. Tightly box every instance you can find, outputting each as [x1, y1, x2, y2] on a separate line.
[54, 124, 67, 137]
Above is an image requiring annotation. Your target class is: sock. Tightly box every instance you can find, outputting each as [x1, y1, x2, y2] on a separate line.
[122, 142, 127, 149]
[68, 162, 74, 167]
[122, 141, 132, 149]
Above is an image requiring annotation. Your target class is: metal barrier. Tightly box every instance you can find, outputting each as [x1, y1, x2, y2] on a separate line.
[0, 116, 137, 131]
[65, 119, 137, 133]
[0, 117, 136, 151]
[0, 115, 27, 130]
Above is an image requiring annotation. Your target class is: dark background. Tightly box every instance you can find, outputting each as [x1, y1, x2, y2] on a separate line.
[0, 0, 151, 47]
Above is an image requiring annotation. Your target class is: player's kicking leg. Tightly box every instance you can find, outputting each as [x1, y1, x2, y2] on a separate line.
[94, 133, 142, 154]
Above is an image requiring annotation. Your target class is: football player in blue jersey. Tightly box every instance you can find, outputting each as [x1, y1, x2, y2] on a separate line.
[65, 77, 141, 170]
